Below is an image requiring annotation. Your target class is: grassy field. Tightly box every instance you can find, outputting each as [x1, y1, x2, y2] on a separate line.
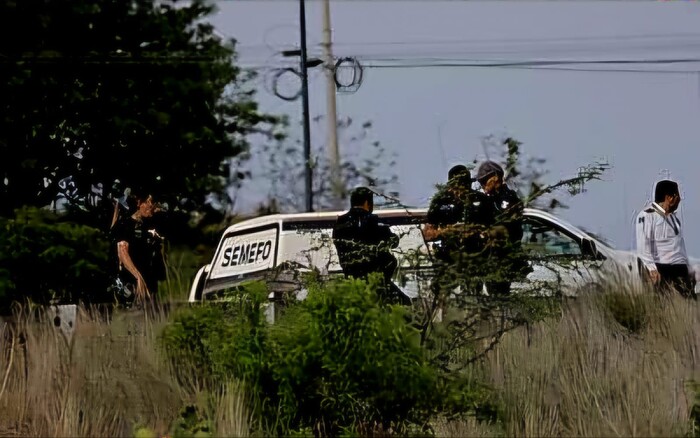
[2, 279, 700, 437]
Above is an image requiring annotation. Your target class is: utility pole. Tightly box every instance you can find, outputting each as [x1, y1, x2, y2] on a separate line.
[279, 0, 323, 212]
[321, 0, 342, 209]
[299, 0, 313, 212]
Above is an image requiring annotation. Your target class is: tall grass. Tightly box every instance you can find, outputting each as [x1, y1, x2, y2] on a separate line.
[0, 302, 251, 437]
[4, 275, 700, 437]
[437, 278, 700, 437]
[159, 245, 207, 303]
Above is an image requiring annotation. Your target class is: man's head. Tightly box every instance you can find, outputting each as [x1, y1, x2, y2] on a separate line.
[447, 165, 472, 187]
[654, 179, 681, 212]
[129, 186, 158, 219]
[476, 161, 505, 195]
[350, 187, 374, 212]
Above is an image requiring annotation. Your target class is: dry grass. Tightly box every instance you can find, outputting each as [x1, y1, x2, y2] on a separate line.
[0, 302, 251, 437]
[212, 380, 252, 438]
[432, 416, 503, 437]
[4, 276, 700, 438]
[458, 278, 700, 438]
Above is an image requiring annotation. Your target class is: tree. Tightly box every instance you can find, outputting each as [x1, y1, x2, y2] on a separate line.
[257, 116, 400, 213]
[402, 136, 611, 372]
[479, 135, 609, 211]
[0, 207, 110, 310]
[0, 0, 280, 220]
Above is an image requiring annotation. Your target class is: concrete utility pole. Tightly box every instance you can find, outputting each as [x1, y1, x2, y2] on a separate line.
[321, 0, 342, 209]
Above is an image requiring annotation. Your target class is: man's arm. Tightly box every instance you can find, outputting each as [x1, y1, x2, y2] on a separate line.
[492, 188, 524, 244]
[117, 240, 150, 300]
[635, 212, 659, 283]
[371, 214, 399, 249]
[679, 233, 695, 282]
[422, 223, 442, 242]
[424, 191, 454, 242]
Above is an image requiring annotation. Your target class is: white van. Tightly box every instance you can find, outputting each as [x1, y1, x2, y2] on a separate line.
[188, 207, 640, 303]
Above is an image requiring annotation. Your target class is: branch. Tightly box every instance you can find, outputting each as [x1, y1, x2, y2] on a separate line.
[523, 162, 609, 206]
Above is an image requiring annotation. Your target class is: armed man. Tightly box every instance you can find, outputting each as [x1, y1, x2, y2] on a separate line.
[332, 187, 412, 305]
[423, 165, 493, 296]
[475, 160, 530, 296]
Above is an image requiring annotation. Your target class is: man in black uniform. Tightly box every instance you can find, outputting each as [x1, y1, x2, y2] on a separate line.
[424, 165, 492, 296]
[332, 187, 411, 305]
[475, 161, 529, 295]
[109, 187, 166, 307]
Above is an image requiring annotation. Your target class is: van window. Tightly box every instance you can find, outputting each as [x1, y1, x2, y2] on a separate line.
[281, 213, 426, 231]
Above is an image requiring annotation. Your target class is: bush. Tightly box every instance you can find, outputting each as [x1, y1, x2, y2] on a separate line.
[265, 275, 438, 435]
[0, 206, 110, 312]
[159, 276, 441, 436]
[159, 281, 270, 387]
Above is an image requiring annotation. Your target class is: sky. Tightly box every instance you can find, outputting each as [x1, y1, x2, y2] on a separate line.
[206, 0, 700, 255]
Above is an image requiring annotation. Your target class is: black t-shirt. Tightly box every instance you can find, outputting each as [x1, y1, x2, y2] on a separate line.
[110, 215, 165, 292]
[426, 184, 492, 261]
[487, 185, 524, 244]
[332, 207, 398, 279]
[483, 185, 530, 279]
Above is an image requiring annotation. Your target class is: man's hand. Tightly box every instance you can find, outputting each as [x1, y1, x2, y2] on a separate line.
[135, 276, 151, 305]
[422, 224, 441, 242]
[648, 269, 660, 285]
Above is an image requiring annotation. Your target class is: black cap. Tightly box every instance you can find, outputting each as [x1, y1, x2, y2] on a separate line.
[476, 161, 504, 183]
[447, 165, 472, 186]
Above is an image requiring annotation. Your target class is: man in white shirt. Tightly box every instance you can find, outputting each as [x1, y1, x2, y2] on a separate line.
[635, 179, 695, 298]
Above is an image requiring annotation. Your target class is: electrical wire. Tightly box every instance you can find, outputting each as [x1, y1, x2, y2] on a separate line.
[242, 59, 700, 76]
[327, 32, 700, 48]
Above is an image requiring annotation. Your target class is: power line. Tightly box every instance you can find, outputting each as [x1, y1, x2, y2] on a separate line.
[215, 0, 664, 2]
[5, 52, 700, 75]
[344, 57, 700, 75]
[234, 32, 700, 51]
[503, 66, 700, 75]
[328, 32, 700, 48]
[359, 57, 700, 67]
[247, 64, 700, 76]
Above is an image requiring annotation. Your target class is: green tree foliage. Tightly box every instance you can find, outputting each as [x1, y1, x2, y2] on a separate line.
[481, 135, 609, 211]
[413, 136, 610, 372]
[160, 278, 439, 436]
[0, 207, 109, 311]
[159, 281, 270, 386]
[0, 0, 280, 219]
[267, 276, 437, 435]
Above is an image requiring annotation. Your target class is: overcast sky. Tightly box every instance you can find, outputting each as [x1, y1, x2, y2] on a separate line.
[207, 1, 700, 254]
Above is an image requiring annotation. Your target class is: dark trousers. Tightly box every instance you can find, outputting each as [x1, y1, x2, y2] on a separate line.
[656, 263, 696, 299]
[343, 260, 412, 306]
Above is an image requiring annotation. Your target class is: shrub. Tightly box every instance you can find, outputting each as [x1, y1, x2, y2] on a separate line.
[159, 281, 270, 387]
[265, 275, 438, 435]
[0, 206, 110, 312]
[159, 276, 441, 436]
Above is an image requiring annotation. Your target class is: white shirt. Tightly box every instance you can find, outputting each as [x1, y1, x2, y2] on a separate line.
[635, 202, 689, 270]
